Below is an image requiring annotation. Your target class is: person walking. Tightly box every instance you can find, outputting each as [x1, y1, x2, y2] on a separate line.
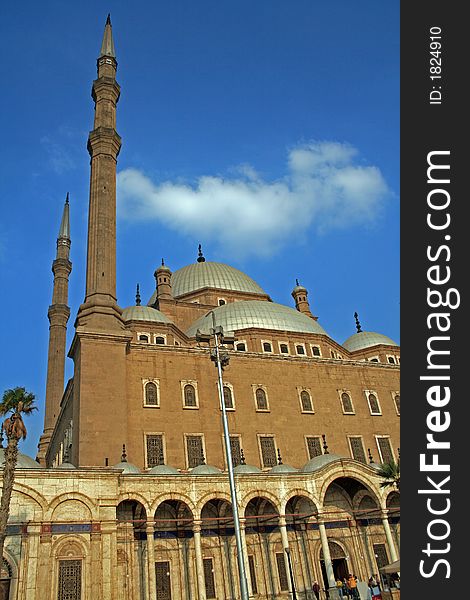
[312, 580, 321, 600]
[347, 574, 360, 600]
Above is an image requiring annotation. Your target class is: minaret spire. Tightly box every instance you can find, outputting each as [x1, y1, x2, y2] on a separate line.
[76, 15, 124, 330]
[37, 194, 72, 463]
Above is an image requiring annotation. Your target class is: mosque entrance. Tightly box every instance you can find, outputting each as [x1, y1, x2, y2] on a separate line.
[319, 541, 349, 589]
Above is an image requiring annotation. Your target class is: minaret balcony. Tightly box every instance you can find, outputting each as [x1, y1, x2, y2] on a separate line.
[91, 77, 121, 104]
[87, 128, 122, 158]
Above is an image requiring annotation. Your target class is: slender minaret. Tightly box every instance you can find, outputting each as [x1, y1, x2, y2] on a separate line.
[37, 194, 72, 463]
[291, 279, 316, 319]
[76, 14, 124, 330]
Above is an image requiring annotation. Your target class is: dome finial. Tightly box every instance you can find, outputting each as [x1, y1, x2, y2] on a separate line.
[240, 448, 246, 465]
[161, 258, 165, 266]
[368, 448, 375, 464]
[121, 444, 127, 462]
[354, 311, 362, 333]
[296, 278, 299, 286]
[197, 244, 206, 263]
[200, 449, 206, 465]
[277, 448, 283, 465]
[322, 434, 329, 454]
[135, 284, 141, 306]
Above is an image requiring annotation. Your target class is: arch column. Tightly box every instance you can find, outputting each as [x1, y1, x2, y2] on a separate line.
[193, 521, 207, 600]
[145, 524, 157, 600]
[279, 516, 294, 597]
[239, 518, 253, 597]
[381, 510, 399, 562]
[318, 517, 340, 600]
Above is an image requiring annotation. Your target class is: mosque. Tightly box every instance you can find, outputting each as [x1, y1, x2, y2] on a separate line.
[1, 16, 399, 600]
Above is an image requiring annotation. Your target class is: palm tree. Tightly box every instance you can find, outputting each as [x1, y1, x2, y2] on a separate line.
[0, 387, 37, 563]
[377, 458, 400, 491]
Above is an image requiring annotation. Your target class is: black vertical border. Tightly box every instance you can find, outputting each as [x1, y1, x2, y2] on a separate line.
[401, 3, 465, 597]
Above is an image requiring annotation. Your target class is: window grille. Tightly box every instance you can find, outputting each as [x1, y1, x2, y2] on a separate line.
[373, 544, 389, 570]
[187, 436, 203, 468]
[58, 560, 82, 600]
[300, 390, 313, 412]
[377, 437, 394, 464]
[341, 392, 354, 414]
[223, 386, 233, 409]
[145, 382, 158, 406]
[248, 555, 258, 594]
[203, 558, 216, 598]
[184, 384, 197, 407]
[146, 435, 164, 467]
[306, 436, 322, 459]
[229, 436, 241, 466]
[155, 561, 172, 600]
[368, 393, 381, 414]
[276, 552, 289, 591]
[349, 437, 367, 463]
[255, 388, 268, 410]
[260, 436, 276, 468]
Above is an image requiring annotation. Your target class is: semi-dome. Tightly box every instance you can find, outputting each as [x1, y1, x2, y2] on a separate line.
[302, 454, 342, 472]
[186, 300, 328, 337]
[122, 305, 173, 324]
[233, 463, 262, 474]
[342, 331, 398, 352]
[0, 448, 41, 469]
[190, 464, 222, 475]
[147, 464, 180, 475]
[170, 261, 266, 298]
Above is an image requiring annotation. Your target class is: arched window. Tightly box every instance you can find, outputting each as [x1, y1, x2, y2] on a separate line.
[367, 392, 381, 415]
[341, 392, 354, 414]
[394, 393, 400, 415]
[255, 387, 268, 410]
[184, 384, 197, 407]
[138, 334, 149, 343]
[279, 343, 289, 354]
[236, 342, 246, 352]
[311, 345, 321, 356]
[218, 298, 226, 306]
[145, 382, 158, 406]
[223, 386, 233, 409]
[262, 342, 272, 353]
[300, 390, 313, 412]
[296, 345, 305, 355]
[155, 336, 165, 345]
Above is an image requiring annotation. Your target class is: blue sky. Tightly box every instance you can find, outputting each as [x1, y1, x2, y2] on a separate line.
[0, 2, 399, 457]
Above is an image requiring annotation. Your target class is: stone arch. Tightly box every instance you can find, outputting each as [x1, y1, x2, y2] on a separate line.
[201, 498, 233, 536]
[48, 492, 96, 520]
[318, 468, 381, 510]
[154, 499, 194, 536]
[116, 499, 147, 535]
[12, 482, 47, 511]
[54, 538, 88, 559]
[280, 489, 319, 516]
[240, 488, 281, 514]
[51, 498, 93, 523]
[354, 489, 381, 518]
[150, 491, 197, 516]
[118, 491, 152, 514]
[195, 489, 232, 516]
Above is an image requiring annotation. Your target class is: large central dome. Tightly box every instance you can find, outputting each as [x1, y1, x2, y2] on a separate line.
[186, 300, 328, 337]
[171, 261, 266, 298]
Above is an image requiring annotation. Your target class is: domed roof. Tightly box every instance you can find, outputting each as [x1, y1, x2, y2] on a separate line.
[302, 454, 342, 472]
[113, 461, 141, 474]
[55, 460, 77, 470]
[269, 463, 298, 474]
[186, 300, 328, 337]
[147, 464, 180, 475]
[170, 261, 266, 298]
[191, 464, 222, 475]
[233, 463, 262, 474]
[0, 448, 41, 469]
[122, 305, 173, 324]
[342, 331, 398, 352]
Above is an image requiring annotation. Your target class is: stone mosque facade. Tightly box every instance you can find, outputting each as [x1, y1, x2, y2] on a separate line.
[1, 17, 400, 600]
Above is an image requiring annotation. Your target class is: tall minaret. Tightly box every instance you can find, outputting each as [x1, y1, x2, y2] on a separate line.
[76, 14, 124, 330]
[37, 194, 72, 463]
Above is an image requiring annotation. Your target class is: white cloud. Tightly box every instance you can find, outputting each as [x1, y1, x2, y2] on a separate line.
[117, 141, 390, 258]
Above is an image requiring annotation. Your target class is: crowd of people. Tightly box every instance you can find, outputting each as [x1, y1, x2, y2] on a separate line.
[311, 573, 385, 600]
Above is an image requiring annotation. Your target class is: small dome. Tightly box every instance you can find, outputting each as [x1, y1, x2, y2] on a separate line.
[342, 331, 398, 352]
[186, 300, 328, 337]
[191, 464, 222, 475]
[233, 463, 262, 474]
[269, 463, 298, 474]
[156, 263, 171, 273]
[0, 448, 40, 469]
[113, 461, 141, 474]
[369, 462, 382, 472]
[168, 261, 267, 298]
[302, 454, 342, 472]
[55, 461, 77, 470]
[292, 284, 307, 293]
[147, 464, 180, 475]
[122, 305, 173, 324]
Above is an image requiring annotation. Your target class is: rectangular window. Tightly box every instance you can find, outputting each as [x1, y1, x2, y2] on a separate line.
[248, 555, 258, 594]
[376, 436, 394, 464]
[276, 552, 289, 592]
[186, 435, 204, 469]
[146, 434, 164, 468]
[306, 436, 322, 459]
[373, 543, 389, 570]
[203, 558, 216, 599]
[58, 560, 82, 600]
[229, 436, 242, 467]
[155, 561, 172, 600]
[311, 345, 322, 357]
[259, 436, 277, 468]
[349, 437, 367, 464]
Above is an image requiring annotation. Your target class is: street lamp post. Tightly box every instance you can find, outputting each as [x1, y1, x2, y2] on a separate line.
[196, 313, 250, 600]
